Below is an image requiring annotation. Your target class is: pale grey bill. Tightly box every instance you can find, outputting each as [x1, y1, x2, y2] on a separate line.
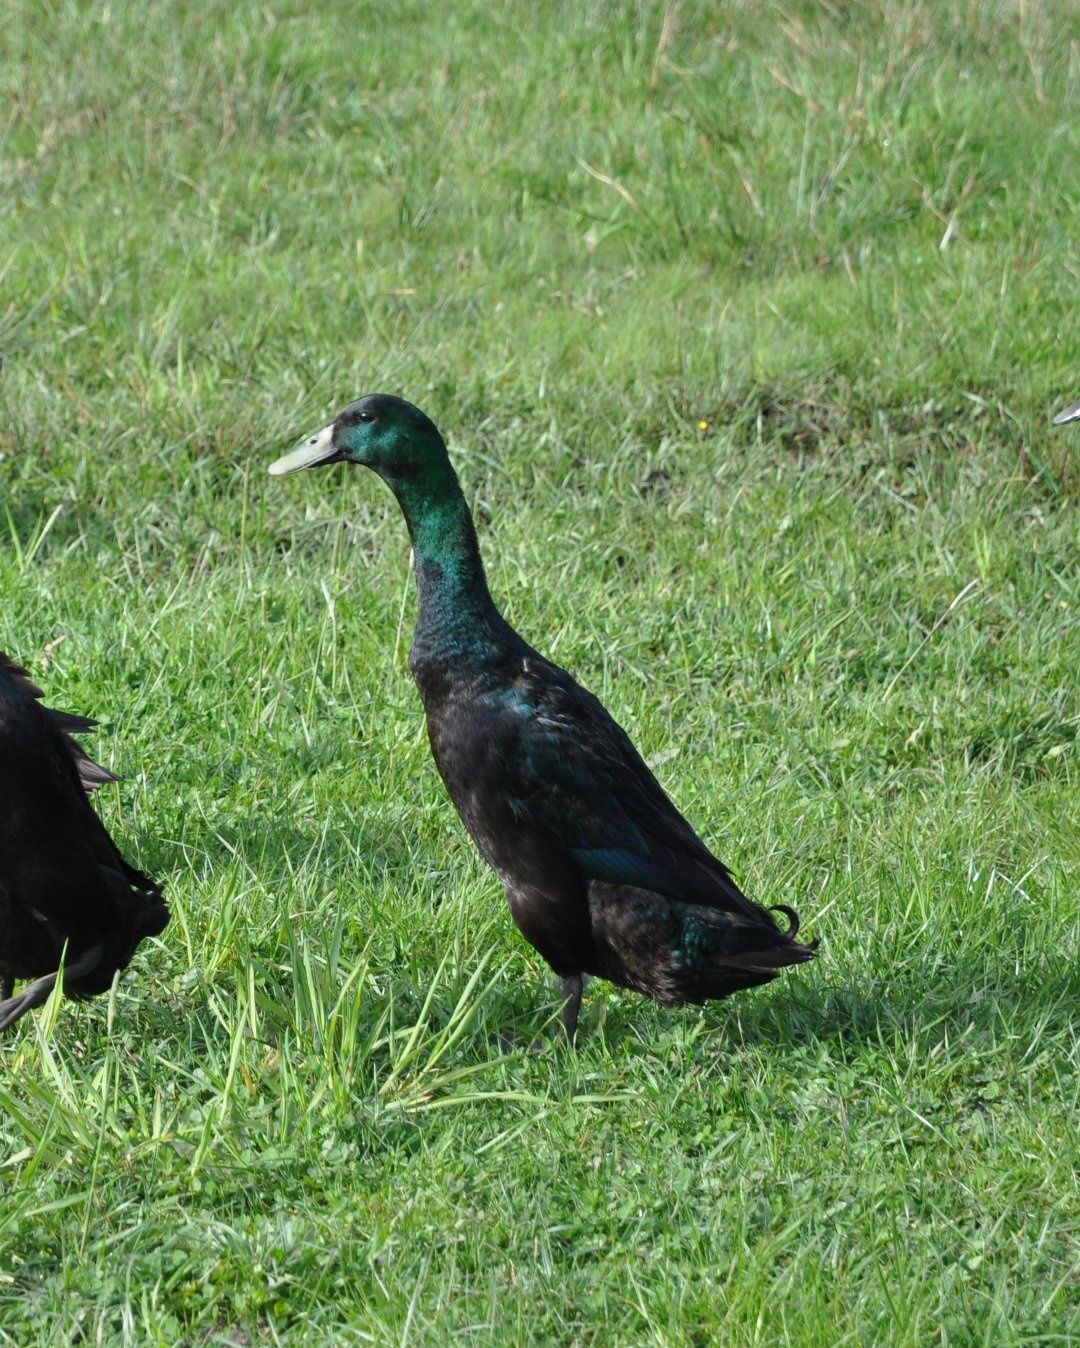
[268, 423, 336, 476]
[1052, 398, 1080, 426]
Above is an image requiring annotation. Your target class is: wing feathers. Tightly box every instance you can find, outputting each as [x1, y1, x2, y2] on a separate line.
[509, 659, 786, 922]
[0, 653, 120, 795]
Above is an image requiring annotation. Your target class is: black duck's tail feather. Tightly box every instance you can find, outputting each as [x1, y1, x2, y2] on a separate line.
[769, 904, 804, 939]
[685, 901, 818, 1001]
[591, 883, 818, 1005]
[713, 941, 816, 975]
[716, 904, 817, 963]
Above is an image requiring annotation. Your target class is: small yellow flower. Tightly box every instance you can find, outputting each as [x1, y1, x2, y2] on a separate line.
[697, 420, 709, 431]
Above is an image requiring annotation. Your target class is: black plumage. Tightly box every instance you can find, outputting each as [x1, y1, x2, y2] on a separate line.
[419, 644, 818, 1035]
[270, 395, 817, 1035]
[0, 653, 168, 1031]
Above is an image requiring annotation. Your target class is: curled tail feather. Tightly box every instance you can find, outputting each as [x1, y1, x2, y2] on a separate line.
[681, 900, 817, 1001]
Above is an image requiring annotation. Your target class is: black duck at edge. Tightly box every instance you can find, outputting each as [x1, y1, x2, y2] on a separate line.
[0, 653, 168, 1030]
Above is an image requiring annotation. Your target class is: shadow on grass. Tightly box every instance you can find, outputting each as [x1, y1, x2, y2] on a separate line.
[699, 958, 1079, 1053]
[554, 948, 1078, 1065]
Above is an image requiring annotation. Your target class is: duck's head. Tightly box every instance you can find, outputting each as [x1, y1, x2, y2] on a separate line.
[269, 394, 446, 482]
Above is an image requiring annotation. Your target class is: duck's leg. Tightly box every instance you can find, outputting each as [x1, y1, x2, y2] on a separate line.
[0, 945, 104, 1032]
[559, 973, 583, 1041]
[494, 974, 583, 1050]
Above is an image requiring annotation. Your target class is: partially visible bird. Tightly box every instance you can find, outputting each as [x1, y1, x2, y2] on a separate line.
[270, 395, 816, 1037]
[1053, 398, 1080, 425]
[0, 652, 168, 1031]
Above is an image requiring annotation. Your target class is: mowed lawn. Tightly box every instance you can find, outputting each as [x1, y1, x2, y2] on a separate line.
[1, 1, 1078, 1342]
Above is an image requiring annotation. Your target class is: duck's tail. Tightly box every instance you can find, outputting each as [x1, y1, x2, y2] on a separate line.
[679, 901, 818, 1001]
[589, 881, 817, 1006]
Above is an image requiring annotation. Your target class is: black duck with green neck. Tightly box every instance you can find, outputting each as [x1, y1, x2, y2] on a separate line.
[0, 653, 168, 1030]
[270, 395, 816, 1035]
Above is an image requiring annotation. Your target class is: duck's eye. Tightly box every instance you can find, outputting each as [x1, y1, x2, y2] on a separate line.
[356, 411, 375, 424]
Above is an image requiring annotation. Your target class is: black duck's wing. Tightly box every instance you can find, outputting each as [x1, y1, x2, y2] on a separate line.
[0, 653, 119, 795]
[501, 657, 775, 924]
[47, 708, 122, 794]
[44, 716, 168, 941]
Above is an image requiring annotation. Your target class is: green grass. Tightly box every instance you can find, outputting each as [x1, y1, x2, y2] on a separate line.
[1, 0, 1078, 1342]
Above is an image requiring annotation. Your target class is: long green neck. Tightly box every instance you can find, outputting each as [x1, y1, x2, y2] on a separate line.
[387, 460, 509, 661]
